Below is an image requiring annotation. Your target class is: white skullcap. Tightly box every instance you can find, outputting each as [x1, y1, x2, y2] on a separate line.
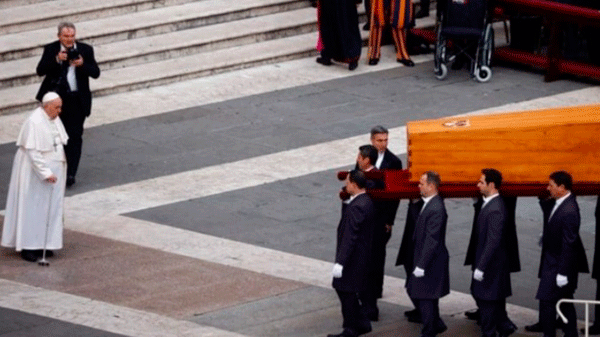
[42, 92, 61, 104]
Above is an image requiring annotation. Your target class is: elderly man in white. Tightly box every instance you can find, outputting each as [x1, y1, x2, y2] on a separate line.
[2, 92, 68, 262]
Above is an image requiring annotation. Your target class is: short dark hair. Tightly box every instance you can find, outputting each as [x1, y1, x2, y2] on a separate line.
[550, 171, 573, 191]
[370, 125, 388, 137]
[348, 169, 367, 189]
[424, 171, 441, 190]
[482, 168, 502, 189]
[358, 144, 378, 165]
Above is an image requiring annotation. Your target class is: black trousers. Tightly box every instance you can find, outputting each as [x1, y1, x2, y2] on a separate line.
[540, 294, 578, 337]
[336, 290, 371, 335]
[358, 227, 391, 317]
[59, 92, 86, 178]
[497, 299, 516, 334]
[476, 298, 503, 337]
[415, 298, 445, 337]
[372, 228, 391, 298]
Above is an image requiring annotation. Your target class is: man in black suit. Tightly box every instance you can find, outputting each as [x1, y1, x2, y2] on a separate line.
[406, 171, 449, 337]
[470, 168, 513, 337]
[353, 144, 387, 321]
[584, 196, 600, 334]
[535, 171, 588, 337]
[330, 170, 376, 337]
[36, 22, 100, 187]
[369, 126, 403, 298]
[465, 195, 520, 335]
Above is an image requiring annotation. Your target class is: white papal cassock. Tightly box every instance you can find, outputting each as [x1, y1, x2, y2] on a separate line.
[2, 107, 68, 251]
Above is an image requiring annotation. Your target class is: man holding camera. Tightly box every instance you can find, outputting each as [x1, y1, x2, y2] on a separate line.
[36, 22, 100, 187]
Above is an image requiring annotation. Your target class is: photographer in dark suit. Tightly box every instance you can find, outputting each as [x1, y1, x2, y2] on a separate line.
[36, 22, 100, 187]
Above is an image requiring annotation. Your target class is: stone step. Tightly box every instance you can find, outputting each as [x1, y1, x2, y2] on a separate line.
[0, 0, 199, 35]
[0, 0, 50, 9]
[0, 31, 321, 115]
[0, 0, 309, 62]
[0, 9, 441, 116]
[0, 7, 320, 89]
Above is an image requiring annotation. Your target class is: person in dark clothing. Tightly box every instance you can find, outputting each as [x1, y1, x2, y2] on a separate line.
[317, 0, 362, 70]
[465, 195, 520, 336]
[582, 196, 600, 335]
[470, 168, 514, 337]
[330, 170, 377, 337]
[36, 22, 100, 188]
[405, 171, 449, 337]
[534, 171, 589, 337]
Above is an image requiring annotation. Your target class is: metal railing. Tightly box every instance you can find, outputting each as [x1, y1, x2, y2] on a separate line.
[557, 298, 600, 337]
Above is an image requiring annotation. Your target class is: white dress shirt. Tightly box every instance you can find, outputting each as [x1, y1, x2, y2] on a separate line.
[549, 192, 571, 221]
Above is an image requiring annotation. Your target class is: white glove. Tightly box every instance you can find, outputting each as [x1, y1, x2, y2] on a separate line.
[556, 274, 568, 287]
[332, 263, 343, 278]
[413, 267, 425, 277]
[473, 269, 484, 281]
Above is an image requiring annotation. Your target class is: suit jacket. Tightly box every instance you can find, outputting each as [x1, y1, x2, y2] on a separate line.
[536, 194, 589, 301]
[395, 198, 423, 271]
[377, 149, 403, 226]
[465, 196, 520, 273]
[470, 196, 512, 301]
[36, 40, 100, 117]
[593, 196, 600, 279]
[333, 193, 376, 292]
[406, 195, 450, 299]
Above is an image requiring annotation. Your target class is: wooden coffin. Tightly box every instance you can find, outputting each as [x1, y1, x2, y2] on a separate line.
[406, 104, 600, 183]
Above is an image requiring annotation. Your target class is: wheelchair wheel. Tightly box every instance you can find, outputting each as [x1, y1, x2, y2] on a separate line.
[475, 65, 492, 82]
[435, 63, 448, 80]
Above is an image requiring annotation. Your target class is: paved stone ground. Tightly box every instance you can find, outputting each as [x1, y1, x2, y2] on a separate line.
[0, 50, 599, 336]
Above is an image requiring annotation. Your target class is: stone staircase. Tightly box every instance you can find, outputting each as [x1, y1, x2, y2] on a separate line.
[0, 0, 435, 116]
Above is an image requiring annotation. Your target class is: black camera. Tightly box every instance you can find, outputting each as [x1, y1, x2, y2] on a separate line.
[66, 47, 80, 61]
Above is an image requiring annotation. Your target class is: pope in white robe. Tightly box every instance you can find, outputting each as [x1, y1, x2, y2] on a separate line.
[1, 92, 68, 262]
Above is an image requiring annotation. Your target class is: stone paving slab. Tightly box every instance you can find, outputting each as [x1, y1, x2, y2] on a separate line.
[0, 223, 305, 320]
[0, 307, 129, 337]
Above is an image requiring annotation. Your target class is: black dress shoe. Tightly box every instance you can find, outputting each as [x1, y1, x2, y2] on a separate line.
[21, 250, 38, 262]
[66, 176, 75, 187]
[398, 59, 415, 67]
[525, 322, 542, 332]
[582, 323, 600, 335]
[368, 58, 379, 66]
[363, 22, 370, 31]
[316, 57, 332, 66]
[404, 308, 420, 317]
[367, 313, 378, 322]
[499, 325, 517, 337]
[348, 61, 358, 71]
[414, 10, 429, 18]
[465, 309, 480, 321]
